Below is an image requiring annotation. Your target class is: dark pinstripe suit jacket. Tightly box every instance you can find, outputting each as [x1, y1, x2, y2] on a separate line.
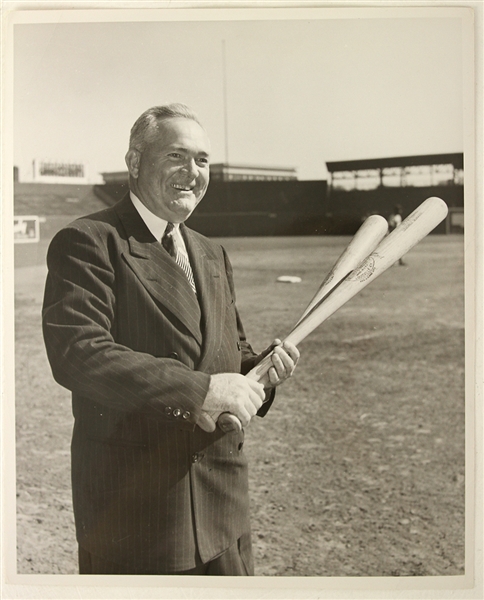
[42, 195, 271, 573]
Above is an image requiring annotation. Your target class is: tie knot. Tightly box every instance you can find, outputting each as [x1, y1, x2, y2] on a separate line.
[164, 222, 175, 237]
[162, 223, 177, 257]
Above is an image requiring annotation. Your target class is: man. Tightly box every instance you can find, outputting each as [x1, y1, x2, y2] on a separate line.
[388, 204, 406, 265]
[42, 104, 299, 575]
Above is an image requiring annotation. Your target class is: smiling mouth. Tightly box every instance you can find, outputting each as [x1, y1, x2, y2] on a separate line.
[171, 183, 194, 192]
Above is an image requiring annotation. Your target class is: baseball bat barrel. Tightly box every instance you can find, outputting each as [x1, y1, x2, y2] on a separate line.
[296, 214, 388, 324]
[217, 197, 448, 432]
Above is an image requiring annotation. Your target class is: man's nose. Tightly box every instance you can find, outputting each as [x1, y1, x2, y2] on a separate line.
[182, 158, 198, 177]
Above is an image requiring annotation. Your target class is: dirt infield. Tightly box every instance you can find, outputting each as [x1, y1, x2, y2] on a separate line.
[13, 234, 465, 576]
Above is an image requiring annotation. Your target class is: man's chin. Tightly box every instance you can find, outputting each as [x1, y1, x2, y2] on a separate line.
[169, 196, 200, 222]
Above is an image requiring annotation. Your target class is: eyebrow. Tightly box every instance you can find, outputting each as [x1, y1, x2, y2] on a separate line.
[168, 145, 210, 157]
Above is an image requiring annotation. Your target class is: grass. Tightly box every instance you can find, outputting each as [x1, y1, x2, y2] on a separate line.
[13, 233, 465, 576]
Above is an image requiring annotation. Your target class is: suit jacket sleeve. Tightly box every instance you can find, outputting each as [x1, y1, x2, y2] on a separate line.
[42, 225, 211, 425]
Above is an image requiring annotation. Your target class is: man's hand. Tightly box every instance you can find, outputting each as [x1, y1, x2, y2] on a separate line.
[257, 339, 300, 388]
[198, 373, 265, 433]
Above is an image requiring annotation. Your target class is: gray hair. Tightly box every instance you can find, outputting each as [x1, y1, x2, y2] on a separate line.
[128, 104, 202, 153]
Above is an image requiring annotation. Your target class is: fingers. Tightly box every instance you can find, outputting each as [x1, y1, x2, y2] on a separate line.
[268, 341, 300, 385]
[221, 400, 253, 430]
[282, 341, 300, 363]
[202, 373, 265, 432]
[267, 365, 280, 386]
[246, 378, 265, 406]
[236, 406, 253, 429]
[237, 380, 264, 426]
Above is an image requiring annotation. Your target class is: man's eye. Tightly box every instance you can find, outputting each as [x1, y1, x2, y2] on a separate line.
[197, 157, 209, 166]
[169, 153, 182, 159]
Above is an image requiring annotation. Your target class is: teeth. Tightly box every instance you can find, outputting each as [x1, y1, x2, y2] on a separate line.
[172, 184, 192, 191]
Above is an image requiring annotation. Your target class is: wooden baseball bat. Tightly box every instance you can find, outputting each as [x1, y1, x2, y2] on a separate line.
[217, 196, 448, 433]
[296, 214, 388, 324]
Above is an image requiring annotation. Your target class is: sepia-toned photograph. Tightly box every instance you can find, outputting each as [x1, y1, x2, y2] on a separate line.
[1, 2, 481, 599]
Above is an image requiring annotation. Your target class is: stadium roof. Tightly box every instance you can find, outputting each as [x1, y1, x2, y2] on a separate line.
[325, 153, 463, 172]
[210, 163, 296, 172]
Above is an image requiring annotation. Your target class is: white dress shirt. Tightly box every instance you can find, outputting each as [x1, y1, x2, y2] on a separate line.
[130, 191, 191, 262]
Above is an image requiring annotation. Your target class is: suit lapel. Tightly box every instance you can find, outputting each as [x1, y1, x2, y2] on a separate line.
[182, 225, 226, 372]
[115, 196, 202, 344]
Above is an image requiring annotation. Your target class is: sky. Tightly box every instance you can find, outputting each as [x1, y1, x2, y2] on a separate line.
[12, 9, 466, 183]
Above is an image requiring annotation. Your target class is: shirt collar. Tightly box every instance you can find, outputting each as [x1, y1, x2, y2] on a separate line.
[130, 191, 179, 241]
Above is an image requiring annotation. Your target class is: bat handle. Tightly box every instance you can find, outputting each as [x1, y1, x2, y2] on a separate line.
[217, 412, 243, 433]
[246, 352, 277, 383]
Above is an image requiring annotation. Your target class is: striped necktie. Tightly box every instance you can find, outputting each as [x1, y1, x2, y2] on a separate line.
[162, 223, 197, 295]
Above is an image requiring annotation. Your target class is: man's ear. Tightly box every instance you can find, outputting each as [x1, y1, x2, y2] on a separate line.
[125, 149, 141, 178]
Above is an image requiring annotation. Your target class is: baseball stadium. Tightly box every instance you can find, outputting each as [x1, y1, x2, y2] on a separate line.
[14, 152, 465, 576]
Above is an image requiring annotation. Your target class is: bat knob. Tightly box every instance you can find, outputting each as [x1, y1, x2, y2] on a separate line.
[217, 413, 243, 433]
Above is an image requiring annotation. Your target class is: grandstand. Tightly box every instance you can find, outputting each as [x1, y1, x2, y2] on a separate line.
[14, 182, 108, 217]
[93, 175, 328, 236]
[14, 152, 464, 239]
[325, 153, 464, 234]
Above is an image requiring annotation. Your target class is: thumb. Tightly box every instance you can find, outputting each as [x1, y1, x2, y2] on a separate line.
[197, 412, 217, 433]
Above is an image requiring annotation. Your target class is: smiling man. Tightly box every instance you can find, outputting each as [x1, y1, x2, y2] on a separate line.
[42, 104, 299, 575]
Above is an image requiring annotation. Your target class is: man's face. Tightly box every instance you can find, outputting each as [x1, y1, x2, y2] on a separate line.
[127, 117, 210, 223]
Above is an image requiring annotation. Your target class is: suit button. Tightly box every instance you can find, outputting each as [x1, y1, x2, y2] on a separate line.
[173, 408, 182, 418]
[169, 352, 179, 360]
[182, 411, 190, 419]
[165, 406, 172, 415]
